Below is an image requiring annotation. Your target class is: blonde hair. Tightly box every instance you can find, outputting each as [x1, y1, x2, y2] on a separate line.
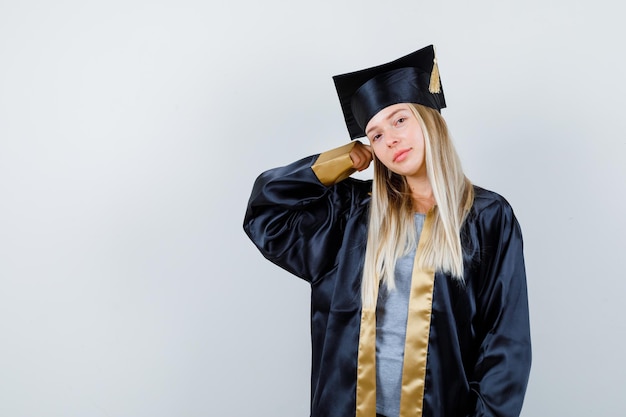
[361, 104, 474, 308]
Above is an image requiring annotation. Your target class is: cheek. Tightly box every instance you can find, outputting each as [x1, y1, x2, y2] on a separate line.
[370, 142, 387, 159]
[371, 149, 389, 167]
[372, 152, 395, 173]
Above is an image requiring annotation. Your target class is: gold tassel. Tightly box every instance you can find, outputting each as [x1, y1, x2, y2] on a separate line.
[428, 48, 441, 94]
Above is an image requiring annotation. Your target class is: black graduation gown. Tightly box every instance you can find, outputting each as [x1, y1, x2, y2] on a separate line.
[243, 149, 531, 417]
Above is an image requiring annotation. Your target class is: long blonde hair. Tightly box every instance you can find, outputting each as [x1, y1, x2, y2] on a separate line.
[361, 103, 474, 308]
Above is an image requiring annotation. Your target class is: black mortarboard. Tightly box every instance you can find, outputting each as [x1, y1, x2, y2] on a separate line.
[333, 44, 446, 139]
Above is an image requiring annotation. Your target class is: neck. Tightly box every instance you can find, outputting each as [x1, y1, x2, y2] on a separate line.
[407, 176, 435, 213]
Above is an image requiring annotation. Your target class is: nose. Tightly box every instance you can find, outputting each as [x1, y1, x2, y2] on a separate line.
[385, 133, 399, 147]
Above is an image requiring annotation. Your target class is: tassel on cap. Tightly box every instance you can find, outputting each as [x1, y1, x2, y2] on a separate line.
[428, 48, 441, 94]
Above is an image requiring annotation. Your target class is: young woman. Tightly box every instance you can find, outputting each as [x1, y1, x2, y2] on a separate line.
[243, 45, 531, 417]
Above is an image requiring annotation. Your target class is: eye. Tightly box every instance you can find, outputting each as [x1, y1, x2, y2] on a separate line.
[371, 133, 382, 142]
[396, 117, 406, 125]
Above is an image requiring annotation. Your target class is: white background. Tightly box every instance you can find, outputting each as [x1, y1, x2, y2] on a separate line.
[1, 1, 625, 416]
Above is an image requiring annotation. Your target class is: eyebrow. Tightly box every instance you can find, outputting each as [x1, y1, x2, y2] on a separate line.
[365, 108, 409, 136]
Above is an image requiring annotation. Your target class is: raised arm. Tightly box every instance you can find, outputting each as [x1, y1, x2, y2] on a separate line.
[243, 142, 372, 283]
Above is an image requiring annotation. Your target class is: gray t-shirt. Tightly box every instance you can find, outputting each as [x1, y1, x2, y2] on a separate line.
[375, 213, 425, 417]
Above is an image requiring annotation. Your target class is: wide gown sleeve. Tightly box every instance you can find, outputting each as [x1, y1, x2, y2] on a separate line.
[243, 143, 370, 284]
[468, 197, 532, 417]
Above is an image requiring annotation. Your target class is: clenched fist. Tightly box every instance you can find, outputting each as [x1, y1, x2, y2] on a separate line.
[350, 141, 373, 172]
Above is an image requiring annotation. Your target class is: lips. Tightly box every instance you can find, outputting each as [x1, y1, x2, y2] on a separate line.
[393, 148, 411, 162]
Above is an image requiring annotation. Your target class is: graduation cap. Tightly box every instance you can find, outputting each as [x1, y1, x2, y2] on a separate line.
[333, 44, 446, 139]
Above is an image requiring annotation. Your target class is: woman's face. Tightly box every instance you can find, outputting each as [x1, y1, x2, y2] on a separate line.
[365, 103, 426, 180]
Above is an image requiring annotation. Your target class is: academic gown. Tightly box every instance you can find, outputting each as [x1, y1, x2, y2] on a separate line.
[243, 144, 531, 417]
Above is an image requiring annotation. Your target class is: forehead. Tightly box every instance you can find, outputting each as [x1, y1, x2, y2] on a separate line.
[365, 103, 413, 131]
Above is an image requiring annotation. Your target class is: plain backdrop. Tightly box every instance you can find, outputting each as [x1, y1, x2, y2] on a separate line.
[1, 1, 625, 416]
